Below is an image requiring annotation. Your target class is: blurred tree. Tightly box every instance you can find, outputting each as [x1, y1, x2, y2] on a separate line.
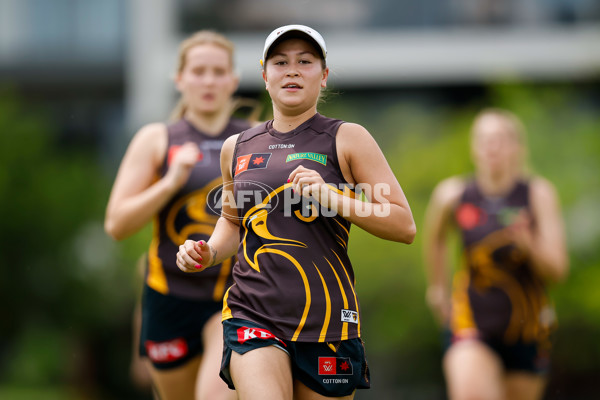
[0, 88, 150, 399]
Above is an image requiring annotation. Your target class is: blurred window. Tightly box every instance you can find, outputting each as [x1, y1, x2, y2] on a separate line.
[176, 0, 600, 34]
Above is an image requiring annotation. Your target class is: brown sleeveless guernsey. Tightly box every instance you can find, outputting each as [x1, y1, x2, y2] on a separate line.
[451, 179, 555, 345]
[223, 113, 362, 342]
[146, 118, 250, 300]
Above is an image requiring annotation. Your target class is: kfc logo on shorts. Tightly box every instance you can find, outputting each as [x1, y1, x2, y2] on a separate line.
[145, 338, 188, 363]
[237, 326, 287, 347]
[319, 357, 353, 375]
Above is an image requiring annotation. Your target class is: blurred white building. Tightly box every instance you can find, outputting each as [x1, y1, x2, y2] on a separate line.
[0, 0, 598, 161]
[128, 0, 600, 129]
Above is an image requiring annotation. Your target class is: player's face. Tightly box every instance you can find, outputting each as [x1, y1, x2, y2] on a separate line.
[472, 116, 522, 175]
[263, 38, 328, 115]
[176, 44, 238, 115]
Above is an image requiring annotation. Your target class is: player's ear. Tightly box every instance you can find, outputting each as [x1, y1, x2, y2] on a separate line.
[174, 71, 184, 93]
[263, 68, 268, 89]
[321, 67, 329, 88]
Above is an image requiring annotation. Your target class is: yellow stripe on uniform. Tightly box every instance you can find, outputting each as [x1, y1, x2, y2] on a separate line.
[314, 262, 332, 342]
[324, 256, 349, 340]
[332, 217, 349, 237]
[332, 249, 361, 337]
[335, 234, 347, 248]
[147, 217, 168, 294]
[222, 285, 233, 321]
[262, 248, 311, 341]
[451, 269, 476, 334]
[165, 177, 222, 245]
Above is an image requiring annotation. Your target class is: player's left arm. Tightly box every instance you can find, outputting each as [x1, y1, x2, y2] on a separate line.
[520, 177, 569, 282]
[325, 122, 416, 243]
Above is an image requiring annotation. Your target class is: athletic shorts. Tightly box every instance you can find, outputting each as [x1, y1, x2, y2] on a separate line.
[220, 318, 370, 397]
[444, 330, 551, 374]
[139, 284, 223, 370]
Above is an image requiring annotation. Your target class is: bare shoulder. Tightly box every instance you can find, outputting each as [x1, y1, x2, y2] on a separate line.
[337, 122, 373, 142]
[529, 175, 560, 204]
[220, 133, 240, 177]
[127, 122, 168, 163]
[336, 122, 379, 162]
[131, 122, 167, 149]
[133, 122, 167, 142]
[222, 133, 239, 150]
[431, 176, 466, 209]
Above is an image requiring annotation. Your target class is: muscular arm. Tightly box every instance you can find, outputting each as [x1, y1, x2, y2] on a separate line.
[522, 177, 569, 283]
[104, 123, 201, 240]
[331, 123, 416, 243]
[423, 177, 464, 324]
[104, 124, 170, 239]
[206, 134, 242, 265]
[176, 134, 241, 271]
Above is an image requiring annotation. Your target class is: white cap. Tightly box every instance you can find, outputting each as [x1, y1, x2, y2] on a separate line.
[262, 24, 327, 65]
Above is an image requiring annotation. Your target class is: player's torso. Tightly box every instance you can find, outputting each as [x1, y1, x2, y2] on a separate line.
[224, 114, 362, 343]
[451, 178, 552, 343]
[147, 118, 250, 300]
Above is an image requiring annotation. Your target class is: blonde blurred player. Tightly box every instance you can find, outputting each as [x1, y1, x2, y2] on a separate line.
[424, 108, 569, 400]
[105, 31, 259, 400]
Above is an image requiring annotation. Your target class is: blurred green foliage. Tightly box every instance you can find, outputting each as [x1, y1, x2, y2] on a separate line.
[0, 88, 151, 399]
[0, 81, 598, 399]
[319, 82, 600, 399]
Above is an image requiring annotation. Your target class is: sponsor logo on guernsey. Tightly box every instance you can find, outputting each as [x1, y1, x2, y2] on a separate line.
[167, 145, 203, 165]
[319, 357, 353, 375]
[145, 338, 188, 363]
[341, 309, 358, 324]
[268, 143, 295, 149]
[237, 326, 287, 347]
[455, 203, 486, 230]
[285, 152, 327, 166]
[235, 153, 272, 176]
[498, 206, 524, 226]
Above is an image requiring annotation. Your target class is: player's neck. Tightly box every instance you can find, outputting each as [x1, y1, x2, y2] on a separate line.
[184, 106, 230, 137]
[476, 170, 520, 198]
[272, 106, 317, 133]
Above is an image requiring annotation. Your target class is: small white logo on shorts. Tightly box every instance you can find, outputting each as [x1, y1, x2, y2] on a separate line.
[341, 309, 358, 324]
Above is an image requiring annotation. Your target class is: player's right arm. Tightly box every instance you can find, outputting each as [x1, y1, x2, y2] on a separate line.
[176, 134, 241, 272]
[423, 176, 464, 325]
[104, 123, 200, 240]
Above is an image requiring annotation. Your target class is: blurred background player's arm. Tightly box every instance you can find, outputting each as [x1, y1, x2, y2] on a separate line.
[510, 177, 569, 283]
[104, 124, 200, 240]
[423, 176, 465, 325]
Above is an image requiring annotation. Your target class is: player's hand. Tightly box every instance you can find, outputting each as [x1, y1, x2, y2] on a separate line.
[288, 165, 328, 203]
[425, 285, 450, 326]
[508, 209, 534, 256]
[165, 142, 201, 190]
[176, 240, 213, 273]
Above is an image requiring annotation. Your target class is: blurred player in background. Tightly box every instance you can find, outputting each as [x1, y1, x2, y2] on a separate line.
[105, 30, 260, 400]
[424, 108, 569, 400]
